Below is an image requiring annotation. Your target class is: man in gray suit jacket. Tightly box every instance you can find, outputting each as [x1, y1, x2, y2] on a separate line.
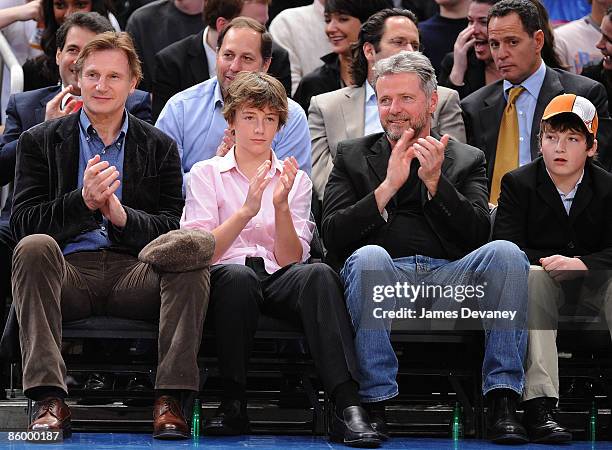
[308, 8, 466, 201]
[461, 0, 608, 196]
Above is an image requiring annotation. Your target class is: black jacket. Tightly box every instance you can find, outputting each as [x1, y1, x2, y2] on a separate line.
[493, 157, 612, 269]
[321, 132, 490, 268]
[582, 61, 612, 117]
[152, 30, 292, 120]
[294, 52, 343, 114]
[10, 113, 183, 253]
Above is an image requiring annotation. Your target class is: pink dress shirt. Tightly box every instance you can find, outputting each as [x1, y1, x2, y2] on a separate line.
[180, 148, 315, 274]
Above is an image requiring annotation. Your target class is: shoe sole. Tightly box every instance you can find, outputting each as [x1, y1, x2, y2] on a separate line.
[28, 423, 72, 440]
[490, 433, 530, 445]
[531, 431, 572, 444]
[329, 433, 381, 448]
[153, 430, 190, 440]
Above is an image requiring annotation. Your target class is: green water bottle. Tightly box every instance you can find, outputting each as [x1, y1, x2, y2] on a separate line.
[451, 402, 464, 440]
[589, 400, 597, 441]
[192, 398, 201, 438]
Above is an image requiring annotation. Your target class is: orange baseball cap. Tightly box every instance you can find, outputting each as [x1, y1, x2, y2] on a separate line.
[541, 94, 598, 136]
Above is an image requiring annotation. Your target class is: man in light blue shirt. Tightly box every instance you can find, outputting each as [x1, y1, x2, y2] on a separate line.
[156, 16, 311, 187]
[503, 60, 546, 167]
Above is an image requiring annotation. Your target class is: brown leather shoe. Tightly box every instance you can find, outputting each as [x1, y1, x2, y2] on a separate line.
[153, 395, 190, 439]
[29, 397, 72, 438]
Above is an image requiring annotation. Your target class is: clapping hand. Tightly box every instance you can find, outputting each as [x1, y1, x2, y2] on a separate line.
[242, 160, 273, 218]
[273, 157, 299, 210]
[81, 155, 120, 211]
[414, 134, 449, 197]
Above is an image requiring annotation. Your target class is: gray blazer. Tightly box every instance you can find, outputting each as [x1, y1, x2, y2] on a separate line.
[308, 83, 466, 200]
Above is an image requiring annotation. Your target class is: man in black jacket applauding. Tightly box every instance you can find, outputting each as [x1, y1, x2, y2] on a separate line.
[322, 50, 530, 444]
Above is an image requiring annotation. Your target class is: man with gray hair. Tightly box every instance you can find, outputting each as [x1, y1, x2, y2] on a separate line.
[322, 50, 531, 444]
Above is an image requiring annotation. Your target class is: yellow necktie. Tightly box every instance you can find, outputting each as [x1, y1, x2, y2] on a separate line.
[490, 86, 525, 204]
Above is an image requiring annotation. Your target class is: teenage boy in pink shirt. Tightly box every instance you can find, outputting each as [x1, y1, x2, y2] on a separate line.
[181, 72, 381, 447]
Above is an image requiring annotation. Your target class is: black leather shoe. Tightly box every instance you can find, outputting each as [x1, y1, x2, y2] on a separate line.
[330, 406, 381, 448]
[84, 372, 114, 390]
[203, 399, 250, 436]
[126, 374, 153, 392]
[487, 389, 529, 444]
[363, 405, 389, 440]
[522, 397, 572, 443]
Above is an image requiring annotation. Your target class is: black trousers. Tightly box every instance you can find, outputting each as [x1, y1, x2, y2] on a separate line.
[208, 259, 358, 398]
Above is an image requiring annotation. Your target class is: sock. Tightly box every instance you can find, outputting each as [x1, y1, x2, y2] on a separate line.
[154, 389, 183, 401]
[332, 380, 361, 416]
[28, 386, 67, 401]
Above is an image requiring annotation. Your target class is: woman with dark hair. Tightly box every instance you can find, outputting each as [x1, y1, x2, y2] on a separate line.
[293, 0, 392, 114]
[531, 0, 565, 70]
[22, 0, 119, 92]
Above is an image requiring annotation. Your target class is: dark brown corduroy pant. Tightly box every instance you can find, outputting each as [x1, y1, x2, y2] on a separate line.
[11, 234, 209, 396]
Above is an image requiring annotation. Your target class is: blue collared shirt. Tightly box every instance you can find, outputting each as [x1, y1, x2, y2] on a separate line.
[155, 77, 312, 190]
[63, 109, 129, 255]
[503, 60, 547, 166]
[364, 81, 383, 136]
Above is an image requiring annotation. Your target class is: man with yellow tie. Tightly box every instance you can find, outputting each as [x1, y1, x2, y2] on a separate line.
[461, 0, 608, 205]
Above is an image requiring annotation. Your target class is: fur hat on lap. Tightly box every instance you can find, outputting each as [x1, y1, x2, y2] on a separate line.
[139, 229, 215, 272]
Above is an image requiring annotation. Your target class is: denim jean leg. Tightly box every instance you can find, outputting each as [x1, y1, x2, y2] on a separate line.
[465, 241, 529, 395]
[340, 245, 401, 402]
[424, 241, 529, 395]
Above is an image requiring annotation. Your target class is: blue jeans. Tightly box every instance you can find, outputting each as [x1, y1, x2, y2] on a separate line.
[340, 241, 529, 402]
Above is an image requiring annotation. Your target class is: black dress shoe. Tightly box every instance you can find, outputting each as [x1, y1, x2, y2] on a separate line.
[522, 397, 572, 443]
[126, 374, 153, 392]
[84, 372, 114, 390]
[330, 406, 381, 448]
[363, 405, 389, 440]
[203, 399, 250, 436]
[487, 389, 529, 444]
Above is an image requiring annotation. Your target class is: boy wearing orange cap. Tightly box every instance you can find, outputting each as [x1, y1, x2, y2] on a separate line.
[493, 93, 612, 444]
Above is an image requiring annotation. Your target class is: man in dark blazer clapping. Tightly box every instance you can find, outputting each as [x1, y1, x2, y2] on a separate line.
[10, 32, 208, 440]
[322, 50, 531, 444]
[0, 12, 151, 319]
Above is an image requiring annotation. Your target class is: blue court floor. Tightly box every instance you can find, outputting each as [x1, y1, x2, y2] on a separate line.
[3, 434, 612, 450]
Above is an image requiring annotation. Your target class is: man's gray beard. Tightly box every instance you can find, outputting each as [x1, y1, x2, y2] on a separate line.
[385, 123, 425, 143]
